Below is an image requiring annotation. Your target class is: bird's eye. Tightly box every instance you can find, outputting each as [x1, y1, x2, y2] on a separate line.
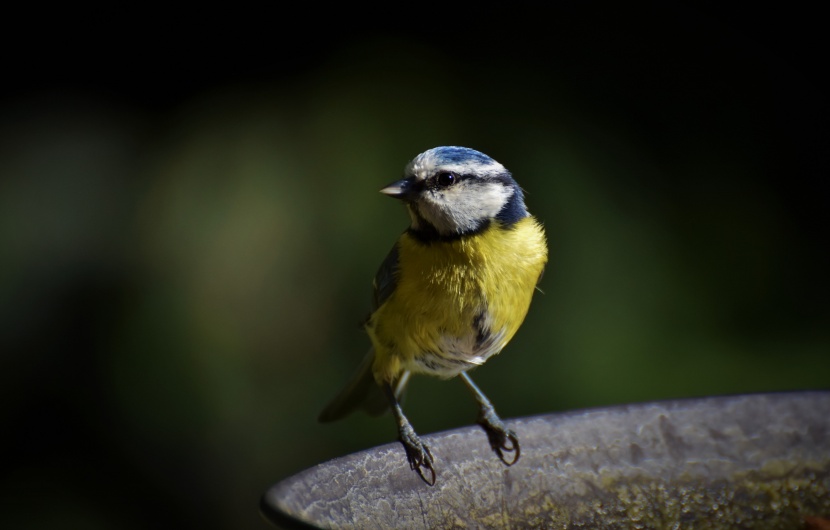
[436, 172, 456, 187]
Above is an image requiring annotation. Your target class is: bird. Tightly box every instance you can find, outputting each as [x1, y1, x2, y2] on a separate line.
[318, 146, 548, 485]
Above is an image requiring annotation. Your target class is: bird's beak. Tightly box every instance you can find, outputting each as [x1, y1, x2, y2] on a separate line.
[379, 176, 418, 201]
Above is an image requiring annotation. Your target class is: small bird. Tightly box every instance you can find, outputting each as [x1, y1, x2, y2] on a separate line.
[319, 146, 548, 485]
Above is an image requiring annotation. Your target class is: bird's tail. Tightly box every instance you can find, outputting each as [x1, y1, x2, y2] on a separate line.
[318, 348, 409, 422]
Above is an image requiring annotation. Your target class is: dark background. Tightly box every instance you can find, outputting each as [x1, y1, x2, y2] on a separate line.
[1, 5, 827, 529]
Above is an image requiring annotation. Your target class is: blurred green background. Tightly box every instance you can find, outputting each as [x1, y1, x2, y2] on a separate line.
[1, 5, 827, 529]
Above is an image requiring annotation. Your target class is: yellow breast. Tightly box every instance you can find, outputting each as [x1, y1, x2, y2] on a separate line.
[367, 216, 547, 382]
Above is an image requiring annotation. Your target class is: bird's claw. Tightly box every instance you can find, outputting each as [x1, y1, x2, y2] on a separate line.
[487, 427, 521, 466]
[479, 407, 521, 466]
[399, 430, 436, 485]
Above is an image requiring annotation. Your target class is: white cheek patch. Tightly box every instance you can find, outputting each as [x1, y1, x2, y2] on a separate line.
[418, 182, 513, 235]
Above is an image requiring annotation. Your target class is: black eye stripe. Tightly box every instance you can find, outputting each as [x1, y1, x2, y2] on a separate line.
[432, 172, 474, 188]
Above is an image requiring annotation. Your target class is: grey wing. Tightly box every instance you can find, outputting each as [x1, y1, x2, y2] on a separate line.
[319, 239, 405, 423]
[369, 240, 411, 403]
[371, 241, 400, 311]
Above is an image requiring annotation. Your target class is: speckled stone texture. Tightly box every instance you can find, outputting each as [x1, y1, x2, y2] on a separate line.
[262, 391, 830, 529]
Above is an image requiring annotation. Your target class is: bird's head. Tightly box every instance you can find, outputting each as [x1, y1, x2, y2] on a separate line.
[381, 146, 528, 240]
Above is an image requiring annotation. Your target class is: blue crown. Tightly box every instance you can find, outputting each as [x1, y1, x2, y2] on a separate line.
[428, 146, 496, 166]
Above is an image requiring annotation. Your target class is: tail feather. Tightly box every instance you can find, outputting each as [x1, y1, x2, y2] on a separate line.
[319, 349, 394, 422]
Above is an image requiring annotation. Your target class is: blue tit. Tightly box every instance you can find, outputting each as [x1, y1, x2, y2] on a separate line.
[319, 146, 548, 485]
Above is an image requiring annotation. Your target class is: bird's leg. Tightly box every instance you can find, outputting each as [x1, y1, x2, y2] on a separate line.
[383, 382, 436, 485]
[460, 372, 520, 466]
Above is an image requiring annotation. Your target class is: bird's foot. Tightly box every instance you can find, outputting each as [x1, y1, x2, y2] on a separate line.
[399, 424, 436, 486]
[478, 405, 520, 466]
